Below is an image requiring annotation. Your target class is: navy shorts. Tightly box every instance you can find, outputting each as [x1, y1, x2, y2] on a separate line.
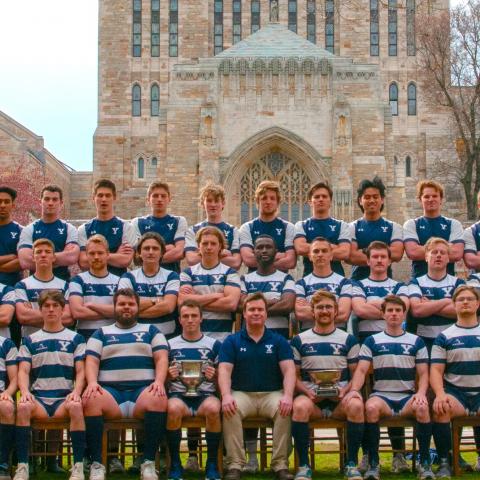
[103, 385, 148, 418]
[169, 393, 214, 416]
[445, 385, 480, 414]
[370, 393, 411, 415]
[37, 398, 65, 417]
[314, 398, 339, 417]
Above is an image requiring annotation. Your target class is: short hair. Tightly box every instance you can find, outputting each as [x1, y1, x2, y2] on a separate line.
[356, 176, 385, 212]
[242, 292, 268, 313]
[254, 234, 277, 247]
[195, 226, 226, 250]
[179, 300, 203, 317]
[308, 182, 333, 200]
[425, 236, 450, 253]
[41, 184, 63, 201]
[199, 183, 225, 203]
[453, 285, 480, 302]
[310, 236, 331, 246]
[113, 288, 140, 307]
[0, 186, 17, 201]
[38, 290, 66, 309]
[381, 294, 406, 312]
[255, 180, 281, 204]
[93, 178, 117, 196]
[417, 180, 444, 199]
[366, 241, 391, 259]
[136, 232, 166, 259]
[86, 234, 109, 252]
[33, 238, 55, 252]
[310, 290, 338, 308]
[147, 181, 171, 198]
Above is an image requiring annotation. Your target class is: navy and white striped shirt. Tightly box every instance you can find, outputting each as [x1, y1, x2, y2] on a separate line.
[0, 283, 16, 339]
[291, 328, 359, 392]
[431, 324, 480, 397]
[168, 334, 221, 395]
[18, 328, 85, 405]
[0, 336, 17, 392]
[359, 331, 428, 400]
[86, 323, 168, 391]
[180, 263, 240, 341]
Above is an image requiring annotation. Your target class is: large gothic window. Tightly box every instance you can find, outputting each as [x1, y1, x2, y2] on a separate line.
[408, 82, 417, 115]
[151, 84, 160, 116]
[132, 0, 142, 57]
[306, 1, 316, 44]
[233, 0, 242, 44]
[132, 84, 141, 116]
[389, 82, 398, 116]
[240, 152, 311, 224]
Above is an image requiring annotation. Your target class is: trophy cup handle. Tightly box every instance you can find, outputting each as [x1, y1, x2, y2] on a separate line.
[172, 360, 182, 373]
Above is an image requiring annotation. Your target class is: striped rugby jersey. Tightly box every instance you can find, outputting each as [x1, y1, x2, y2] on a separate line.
[359, 331, 428, 401]
[119, 267, 179, 338]
[0, 336, 17, 392]
[290, 328, 359, 392]
[18, 328, 85, 405]
[86, 323, 168, 391]
[180, 262, 240, 341]
[0, 283, 15, 339]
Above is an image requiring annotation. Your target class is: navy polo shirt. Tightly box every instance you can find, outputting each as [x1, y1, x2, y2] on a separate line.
[219, 328, 294, 392]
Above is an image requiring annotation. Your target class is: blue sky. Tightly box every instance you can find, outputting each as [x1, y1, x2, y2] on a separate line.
[0, 1, 462, 173]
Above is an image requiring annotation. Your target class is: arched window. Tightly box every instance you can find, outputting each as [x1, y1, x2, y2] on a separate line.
[288, 0, 297, 33]
[233, 0, 242, 44]
[370, 0, 379, 56]
[388, 0, 397, 56]
[251, 0, 260, 33]
[408, 82, 417, 115]
[151, 84, 159, 116]
[138, 157, 145, 179]
[151, 157, 158, 168]
[132, 84, 141, 117]
[406, 0, 415, 56]
[306, 0, 316, 44]
[214, 0, 224, 55]
[169, 0, 178, 57]
[132, 0, 142, 57]
[325, 0, 334, 54]
[151, 0, 160, 57]
[389, 82, 398, 116]
[405, 156, 412, 177]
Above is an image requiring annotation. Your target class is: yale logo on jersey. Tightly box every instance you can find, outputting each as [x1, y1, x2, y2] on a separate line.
[152, 285, 164, 295]
[268, 282, 281, 292]
[330, 343, 343, 355]
[329, 225, 337, 232]
[440, 224, 447, 231]
[58, 340, 71, 352]
[10, 232, 18, 239]
[167, 223, 174, 231]
[441, 287, 453, 296]
[133, 332, 146, 342]
[265, 344, 274, 354]
[106, 285, 116, 295]
[401, 344, 413, 355]
[198, 349, 210, 360]
[58, 228, 65, 235]
[381, 226, 389, 233]
[275, 228, 282, 236]
[211, 274, 223, 284]
[112, 227, 120, 235]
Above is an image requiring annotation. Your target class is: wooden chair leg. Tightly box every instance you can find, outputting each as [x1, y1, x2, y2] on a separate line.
[101, 429, 109, 468]
[452, 421, 461, 478]
[260, 428, 267, 472]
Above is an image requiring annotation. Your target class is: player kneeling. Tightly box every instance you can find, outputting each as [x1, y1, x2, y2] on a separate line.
[350, 295, 434, 480]
[166, 301, 222, 480]
[82, 288, 168, 480]
[291, 290, 364, 480]
[13, 290, 86, 480]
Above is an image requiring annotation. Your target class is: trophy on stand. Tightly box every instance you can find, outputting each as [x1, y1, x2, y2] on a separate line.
[175, 360, 207, 397]
[309, 369, 341, 398]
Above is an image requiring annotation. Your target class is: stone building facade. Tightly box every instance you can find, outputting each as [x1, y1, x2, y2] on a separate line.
[1, 0, 464, 228]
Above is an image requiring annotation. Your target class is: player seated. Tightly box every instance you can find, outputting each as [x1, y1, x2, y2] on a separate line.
[13, 290, 86, 480]
[83, 288, 168, 480]
[0, 333, 18, 478]
[166, 300, 222, 480]
[291, 290, 364, 480]
[349, 295, 434, 480]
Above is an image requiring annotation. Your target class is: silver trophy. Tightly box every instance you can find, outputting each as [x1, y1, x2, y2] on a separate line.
[309, 369, 341, 398]
[175, 360, 206, 397]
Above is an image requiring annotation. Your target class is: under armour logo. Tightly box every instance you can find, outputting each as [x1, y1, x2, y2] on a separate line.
[133, 332, 145, 342]
[381, 227, 388, 233]
[10, 232, 18, 239]
[401, 344, 413, 355]
[419, 225, 426, 229]
[275, 229, 282, 236]
[440, 224, 447, 231]
[308, 226, 315, 231]
[198, 349, 210, 360]
[358, 228, 364, 232]
[58, 340, 70, 352]
[167, 223, 174, 231]
[329, 225, 337, 232]
[211, 274, 223, 284]
[253, 231, 260, 235]
[330, 343, 342, 355]
[144, 225, 151, 230]
[112, 228, 119, 235]
[90, 230, 97, 235]
[106, 285, 116, 295]
[265, 344, 274, 354]
[268, 282, 280, 292]
[240, 347, 247, 352]
[58, 228, 65, 235]
[35, 230, 42, 234]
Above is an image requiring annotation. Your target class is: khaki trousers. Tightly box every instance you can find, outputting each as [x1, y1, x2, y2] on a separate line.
[223, 390, 291, 471]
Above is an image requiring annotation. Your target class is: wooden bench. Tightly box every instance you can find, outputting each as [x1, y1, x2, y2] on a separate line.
[452, 415, 480, 476]
[31, 419, 72, 470]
